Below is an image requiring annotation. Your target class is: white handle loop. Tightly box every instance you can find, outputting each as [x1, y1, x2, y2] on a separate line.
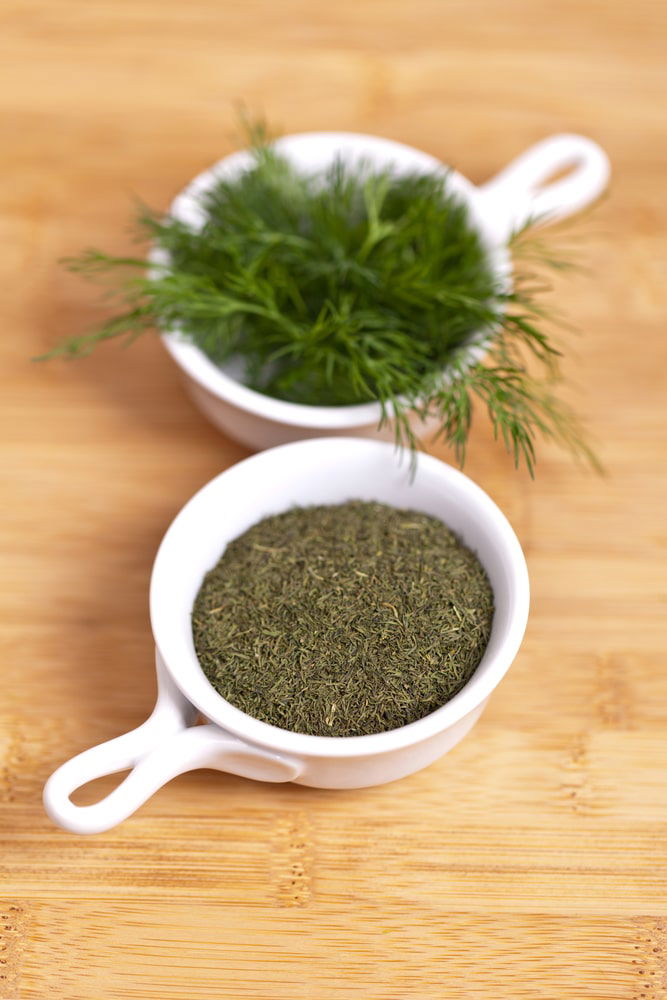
[44, 654, 301, 834]
[479, 133, 610, 242]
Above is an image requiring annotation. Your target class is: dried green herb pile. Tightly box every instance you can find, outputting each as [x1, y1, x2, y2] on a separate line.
[192, 501, 494, 737]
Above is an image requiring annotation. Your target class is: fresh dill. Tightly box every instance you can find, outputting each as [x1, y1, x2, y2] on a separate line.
[40, 133, 598, 474]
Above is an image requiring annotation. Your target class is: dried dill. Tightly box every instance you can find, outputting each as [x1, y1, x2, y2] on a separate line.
[192, 501, 494, 737]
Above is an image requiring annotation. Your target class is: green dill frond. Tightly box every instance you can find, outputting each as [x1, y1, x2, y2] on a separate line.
[39, 131, 598, 474]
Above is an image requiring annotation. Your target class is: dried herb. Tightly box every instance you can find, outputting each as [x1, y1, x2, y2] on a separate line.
[192, 501, 494, 737]
[39, 126, 598, 475]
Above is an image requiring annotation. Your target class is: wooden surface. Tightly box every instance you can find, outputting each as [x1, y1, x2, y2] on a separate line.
[2, 2, 667, 997]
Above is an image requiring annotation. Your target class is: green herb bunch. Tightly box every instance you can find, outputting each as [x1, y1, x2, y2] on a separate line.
[44, 135, 596, 473]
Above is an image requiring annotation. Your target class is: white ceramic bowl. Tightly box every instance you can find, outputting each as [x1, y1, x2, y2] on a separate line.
[44, 437, 529, 834]
[157, 131, 610, 450]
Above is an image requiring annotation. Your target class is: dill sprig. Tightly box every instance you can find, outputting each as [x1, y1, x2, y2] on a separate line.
[40, 135, 598, 474]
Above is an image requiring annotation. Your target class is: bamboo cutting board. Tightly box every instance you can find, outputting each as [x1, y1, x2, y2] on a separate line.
[1, 2, 666, 997]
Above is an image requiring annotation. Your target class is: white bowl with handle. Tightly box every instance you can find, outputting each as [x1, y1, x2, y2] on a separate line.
[44, 437, 530, 834]
[156, 131, 609, 450]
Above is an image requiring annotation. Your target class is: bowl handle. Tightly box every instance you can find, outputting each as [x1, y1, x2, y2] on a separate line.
[478, 133, 610, 241]
[43, 653, 301, 834]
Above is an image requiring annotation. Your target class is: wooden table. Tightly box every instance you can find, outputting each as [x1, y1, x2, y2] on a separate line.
[2, 2, 666, 997]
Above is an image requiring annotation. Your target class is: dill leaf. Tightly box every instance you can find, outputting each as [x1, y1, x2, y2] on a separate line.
[39, 133, 598, 473]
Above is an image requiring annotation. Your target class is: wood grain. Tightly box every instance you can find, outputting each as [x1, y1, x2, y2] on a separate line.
[2, 0, 666, 997]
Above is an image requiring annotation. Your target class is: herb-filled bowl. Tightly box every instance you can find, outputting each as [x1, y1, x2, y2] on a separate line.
[156, 130, 609, 451]
[44, 437, 529, 835]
